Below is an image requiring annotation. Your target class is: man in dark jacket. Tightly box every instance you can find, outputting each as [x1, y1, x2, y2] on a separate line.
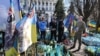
[50, 18, 57, 41]
[58, 20, 64, 43]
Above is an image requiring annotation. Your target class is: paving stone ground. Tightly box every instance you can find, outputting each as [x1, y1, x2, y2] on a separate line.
[37, 29, 88, 56]
[67, 41, 87, 56]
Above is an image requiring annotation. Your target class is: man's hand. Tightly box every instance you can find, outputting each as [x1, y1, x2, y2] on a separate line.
[82, 33, 87, 37]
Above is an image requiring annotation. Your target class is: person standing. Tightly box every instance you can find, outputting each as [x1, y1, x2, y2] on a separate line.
[38, 17, 47, 40]
[69, 16, 86, 52]
[50, 18, 57, 41]
[58, 20, 64, 43]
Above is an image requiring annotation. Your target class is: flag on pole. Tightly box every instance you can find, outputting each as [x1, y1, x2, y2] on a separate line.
[64, 13, 74, 28]
[31, 12, 37, 43]
[30, 3, 37, 43]
[4, 0, 15, 50]
[5, 0, 19, 56]
[16, 3, 37, 53]
[0, 0, 22, 55]
[17, 0, 22, 19]
[10, 0, 14, 13]
[5, 47, 18, 56]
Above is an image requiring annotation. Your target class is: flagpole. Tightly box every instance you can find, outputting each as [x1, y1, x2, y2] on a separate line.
[29, 0, 36, 56]
[17, 0, 23, 56]
[28, 0, 32, 12]
[18, 0, 22, 19]
[28, 0, 38, 56]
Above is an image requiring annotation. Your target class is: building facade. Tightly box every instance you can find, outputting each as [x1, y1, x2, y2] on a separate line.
[33, 0, 57, 17]
[20, 0, 57, 17]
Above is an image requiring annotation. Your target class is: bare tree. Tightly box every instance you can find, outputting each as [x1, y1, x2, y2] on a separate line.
[68, 2, 75, 14]
[72, 0, 97, 24]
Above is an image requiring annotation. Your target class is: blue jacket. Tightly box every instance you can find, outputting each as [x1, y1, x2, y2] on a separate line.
[38, 21, 47, 31]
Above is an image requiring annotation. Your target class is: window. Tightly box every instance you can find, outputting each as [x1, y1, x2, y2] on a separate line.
[49, 7, 51, 11]
[34, 1, 36, 5]
[50, 3, 52, 6]
[53, 3, 56, 6]
[46, 2, 48, 6]
[46, 7, 48, 11]
[38, 1, 40, 5]
[38, 7, 40, 10]
[35, 6, 37, 10]
[42, 2, 44, 6]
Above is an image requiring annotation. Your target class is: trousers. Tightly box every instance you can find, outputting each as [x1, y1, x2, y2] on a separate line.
[73, 33, 82, 50]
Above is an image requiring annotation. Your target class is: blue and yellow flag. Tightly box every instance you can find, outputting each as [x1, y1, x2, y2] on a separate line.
[5, 0, 19, 56]
[64, 13, 74, 28]
[0, 0, 22, 55]
[5, 0, 23, 56]
[31, 13, 37, 43]
[5, 47, 18, 56]
[15, 3, 37, 53]
[17, 0, 22, 19]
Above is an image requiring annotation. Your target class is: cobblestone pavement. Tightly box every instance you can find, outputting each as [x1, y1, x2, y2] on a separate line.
[67, 41, 87, 56]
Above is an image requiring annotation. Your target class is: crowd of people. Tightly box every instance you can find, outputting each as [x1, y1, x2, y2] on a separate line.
[2, 9, 87, 55]
[37, 14, 86, 52]
[37, 15, 64, 43]
[5, 9, 86, 52]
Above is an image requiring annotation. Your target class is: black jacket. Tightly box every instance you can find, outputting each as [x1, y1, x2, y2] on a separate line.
[50, 21, 57, 31]
[58, 20, 64, 31]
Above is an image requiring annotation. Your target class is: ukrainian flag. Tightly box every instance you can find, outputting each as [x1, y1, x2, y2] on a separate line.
[64, 13, 74, 28]
[5, 0, 19, 56]
[5, 47, 19, 56]
[26, 3, 37, 44]
[17, 0, 22, 19]
[0, 0, 22, 55]
[5, 0, 23, 55]
[88, 20, 96, 28]
[31, 13, 37, 43]
[23, 3, 37, 48]
[15, 3, 37, 53]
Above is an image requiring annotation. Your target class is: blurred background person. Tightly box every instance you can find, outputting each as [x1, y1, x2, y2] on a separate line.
[38, 17, 47, 40]
[50, 18, 57, 41]
[58, 19, 64, 43]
